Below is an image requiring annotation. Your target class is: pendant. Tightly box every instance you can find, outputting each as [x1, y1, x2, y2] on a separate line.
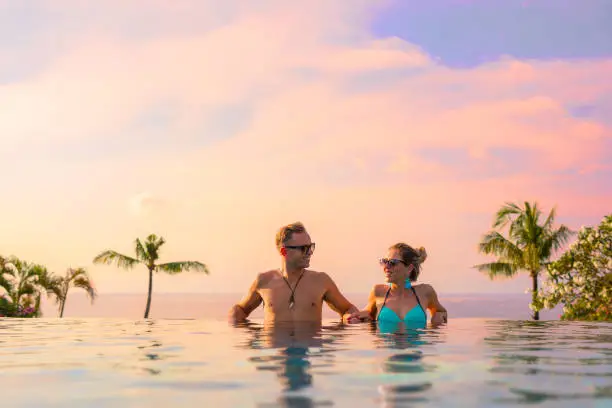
[289, 295, 295, 310]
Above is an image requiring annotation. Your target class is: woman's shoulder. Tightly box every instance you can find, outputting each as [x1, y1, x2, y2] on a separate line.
[371, 284, 389, 297]
[413, 283, 436, 294]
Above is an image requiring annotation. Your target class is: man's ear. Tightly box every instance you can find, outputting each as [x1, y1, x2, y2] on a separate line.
[279, 247, 287, 256]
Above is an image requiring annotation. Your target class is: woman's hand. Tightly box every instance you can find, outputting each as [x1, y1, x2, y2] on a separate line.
[431, 311, 448, 326]
[342, 310, 372, 324]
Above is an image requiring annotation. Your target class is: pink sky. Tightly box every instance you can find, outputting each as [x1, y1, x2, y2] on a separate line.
[0, 1, 610, 297]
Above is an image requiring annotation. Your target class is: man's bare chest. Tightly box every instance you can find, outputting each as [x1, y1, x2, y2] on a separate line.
[258, 276, 326, 310]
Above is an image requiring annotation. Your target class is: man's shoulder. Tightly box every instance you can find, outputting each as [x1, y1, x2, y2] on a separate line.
[255, 269, 280, 286]
[305, 269, 333, 281]
[300, 270, 338, 290]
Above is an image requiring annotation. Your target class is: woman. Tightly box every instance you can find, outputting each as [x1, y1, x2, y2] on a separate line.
[362, 243, 448, 329]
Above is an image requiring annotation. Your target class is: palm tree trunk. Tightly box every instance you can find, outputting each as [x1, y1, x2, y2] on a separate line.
[531, 272, 539, 321]
[144, 267, 153, 318]
[59, 298, 66, 318]
[59, 285, 69, 318]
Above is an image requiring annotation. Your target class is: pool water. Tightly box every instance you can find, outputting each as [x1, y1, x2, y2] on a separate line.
[0, 318, 610, 407]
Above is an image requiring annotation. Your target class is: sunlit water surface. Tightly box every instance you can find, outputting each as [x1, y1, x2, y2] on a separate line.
[0, 318, 610, 407]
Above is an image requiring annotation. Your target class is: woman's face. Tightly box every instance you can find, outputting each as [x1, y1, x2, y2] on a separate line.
[380, 249, 411, 285]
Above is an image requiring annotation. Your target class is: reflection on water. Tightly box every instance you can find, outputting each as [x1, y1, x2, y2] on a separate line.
[234, 321, 347, 407]
[234, 320, 448, 407]
[369, 322, 444, 407]
[482, 320, 612, 404]
[0, 318, 610, 407]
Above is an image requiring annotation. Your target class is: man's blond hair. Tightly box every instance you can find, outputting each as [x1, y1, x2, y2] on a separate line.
[275, 222, 307, 249]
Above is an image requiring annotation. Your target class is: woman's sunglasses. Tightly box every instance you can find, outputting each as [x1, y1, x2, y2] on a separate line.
[379, 258, 407, 267]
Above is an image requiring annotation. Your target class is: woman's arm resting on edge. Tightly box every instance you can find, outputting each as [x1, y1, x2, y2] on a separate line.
[425, 284, 448, 325]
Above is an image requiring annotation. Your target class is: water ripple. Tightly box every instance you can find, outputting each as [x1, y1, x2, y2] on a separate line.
[0, 318, 610, 406]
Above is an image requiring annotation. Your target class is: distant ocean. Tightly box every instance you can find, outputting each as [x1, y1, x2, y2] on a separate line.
[40, 292, 564, 320]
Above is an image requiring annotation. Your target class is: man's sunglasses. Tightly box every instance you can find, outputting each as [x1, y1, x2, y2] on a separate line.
[379, 258, 407, 267]
[284, 243, 316, 254]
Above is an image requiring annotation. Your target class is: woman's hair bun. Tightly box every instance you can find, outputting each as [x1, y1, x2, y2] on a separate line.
[416, 247, 427, 264]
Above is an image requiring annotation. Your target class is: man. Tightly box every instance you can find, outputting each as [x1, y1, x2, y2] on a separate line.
[228, 222, 363, 324]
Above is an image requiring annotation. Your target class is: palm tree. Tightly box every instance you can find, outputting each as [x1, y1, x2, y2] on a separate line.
[0, 256, 60, 317]
[0, 255, 11, 297]
[56, 268, 97, 318]
[93, 234, 209, 318]
[0, 255, 14, 316]
[474, 201, 573, 320]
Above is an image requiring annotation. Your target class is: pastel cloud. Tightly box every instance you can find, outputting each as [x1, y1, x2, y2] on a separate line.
[0, 0, 610, 298]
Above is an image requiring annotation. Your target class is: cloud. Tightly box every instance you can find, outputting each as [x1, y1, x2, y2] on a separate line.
[128, 192, 169, 218]
[1, 0, 610, 295]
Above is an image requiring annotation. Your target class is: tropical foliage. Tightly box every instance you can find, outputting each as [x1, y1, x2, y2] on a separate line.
[56, 268, 97, 318]
[0, 256, 56, 317]
[93, 234, 209, 318]
[475, 201, 573, 320]
[0, 255, 96, 318]
[535, 214, 611, 321]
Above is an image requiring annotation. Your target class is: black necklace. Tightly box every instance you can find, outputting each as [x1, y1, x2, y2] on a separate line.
[280, 270, 305, 309]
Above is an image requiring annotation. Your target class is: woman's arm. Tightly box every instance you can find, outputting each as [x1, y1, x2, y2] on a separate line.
[363, 286, 379, 320]
[425, 284, 448, 325]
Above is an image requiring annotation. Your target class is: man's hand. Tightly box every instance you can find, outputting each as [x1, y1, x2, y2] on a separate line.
[228, 275, 263, 324]
[228, 304, 248, 324]
[342, 310, 371, 324]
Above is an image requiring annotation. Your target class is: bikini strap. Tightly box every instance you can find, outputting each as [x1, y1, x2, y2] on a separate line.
[410, 286, 424, 312]
[376, 287, 392, 321]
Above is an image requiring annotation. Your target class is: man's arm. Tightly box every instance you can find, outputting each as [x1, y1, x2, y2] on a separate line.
[425, 284, 448, 325]
[228, 275, 263, 324]
[321, 272, 363, 323]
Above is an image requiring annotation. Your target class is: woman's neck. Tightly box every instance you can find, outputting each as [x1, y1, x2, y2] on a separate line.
[390, 282, 407, 295]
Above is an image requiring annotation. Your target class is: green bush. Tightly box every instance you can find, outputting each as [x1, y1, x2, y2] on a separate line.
[0, 295, 38, 318]
[536, 214, 611, 321]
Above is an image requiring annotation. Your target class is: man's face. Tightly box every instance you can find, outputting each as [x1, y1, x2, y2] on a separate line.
[282, 232, 315, 269]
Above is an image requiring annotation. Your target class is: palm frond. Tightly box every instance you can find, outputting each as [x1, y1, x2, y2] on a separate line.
[66, 267, 85, 280]
[473, 262, 518, 279]
[542, 206, 557, 231]
[146, 234, 165, 263]
[40, 274, 64, 302]
[493, 202, 522, 229]
[1, 263, 16, 278]
[72, 276, 97, 302]
[478, 231, 524, 263]
[135, 239, 148, 262]
[18, 283, 38, 298]
[0, 275, 12, 296]
[3, 256, 21, 276]
[157, 261, 209, 275]
[549, 225, 574, 251]
[93, 250, 140, 269]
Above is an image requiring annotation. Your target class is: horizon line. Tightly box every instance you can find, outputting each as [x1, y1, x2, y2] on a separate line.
[64, 291, 534, 296]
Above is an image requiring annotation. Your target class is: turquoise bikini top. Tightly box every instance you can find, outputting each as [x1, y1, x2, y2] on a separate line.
[377, 281, 427, 331]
